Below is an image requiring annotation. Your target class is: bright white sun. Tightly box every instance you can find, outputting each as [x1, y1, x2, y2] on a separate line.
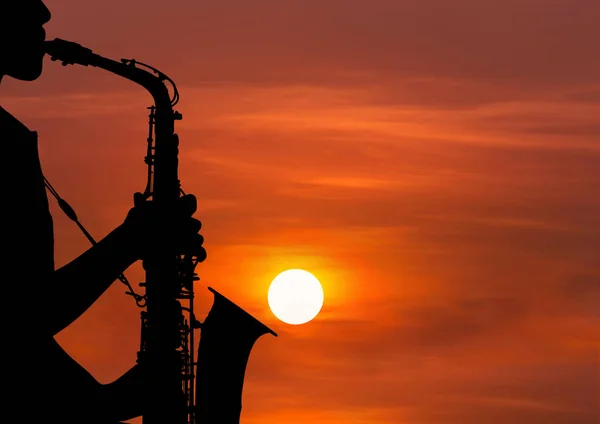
[268, 269, 324, 325]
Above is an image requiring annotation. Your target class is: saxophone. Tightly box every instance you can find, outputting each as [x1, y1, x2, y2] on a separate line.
[44, 38, 277, 424]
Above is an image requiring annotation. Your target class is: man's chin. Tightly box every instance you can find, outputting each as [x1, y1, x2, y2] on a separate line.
[6, 63, 44, 82]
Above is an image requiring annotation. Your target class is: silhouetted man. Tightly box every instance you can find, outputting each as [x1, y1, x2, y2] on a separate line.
[0, 1, 206, 422]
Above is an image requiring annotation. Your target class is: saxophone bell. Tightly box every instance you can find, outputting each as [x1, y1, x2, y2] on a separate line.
[195, 287, 277, 424]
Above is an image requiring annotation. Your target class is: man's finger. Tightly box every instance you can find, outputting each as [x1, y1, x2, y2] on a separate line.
[177, 194, 197, 216]
[185, 233, 206, 261]
[133, 192, 146, 208]
[193, 244, 207, 262]
[188, 218, 202, 233]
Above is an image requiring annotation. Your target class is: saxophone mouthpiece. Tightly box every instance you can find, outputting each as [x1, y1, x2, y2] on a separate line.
[44, 38, 94, 66]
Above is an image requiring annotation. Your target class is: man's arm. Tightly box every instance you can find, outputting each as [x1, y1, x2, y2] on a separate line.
[44, 224, 138, 336]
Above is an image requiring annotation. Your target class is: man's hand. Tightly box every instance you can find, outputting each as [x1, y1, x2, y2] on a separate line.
[123, 192, 207, 262]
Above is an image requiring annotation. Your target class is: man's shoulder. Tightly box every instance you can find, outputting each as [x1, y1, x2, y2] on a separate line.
[0, 105, 32, 135]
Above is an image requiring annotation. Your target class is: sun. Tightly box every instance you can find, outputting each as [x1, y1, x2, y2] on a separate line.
[268, 269, 324, 325]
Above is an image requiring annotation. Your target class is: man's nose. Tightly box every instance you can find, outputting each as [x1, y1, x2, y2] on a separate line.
[39, 1, 51, 25]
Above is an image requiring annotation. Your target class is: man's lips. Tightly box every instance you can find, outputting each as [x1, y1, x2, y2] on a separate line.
[13, 28, 46, 43]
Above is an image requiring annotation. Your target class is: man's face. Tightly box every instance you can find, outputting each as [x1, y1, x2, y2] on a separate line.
[0, 0, 51, 81]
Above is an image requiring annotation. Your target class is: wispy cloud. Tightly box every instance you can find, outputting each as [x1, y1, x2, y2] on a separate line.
[3, 1, 599, 423]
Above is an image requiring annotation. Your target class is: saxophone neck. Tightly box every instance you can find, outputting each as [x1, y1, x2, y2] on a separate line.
[44, 37, 178, 112]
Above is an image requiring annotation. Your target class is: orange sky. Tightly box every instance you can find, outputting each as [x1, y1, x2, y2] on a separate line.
[2, 1, 599, 423]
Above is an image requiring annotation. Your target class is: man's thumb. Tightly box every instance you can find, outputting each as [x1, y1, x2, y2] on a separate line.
[133, 192, 146, 208]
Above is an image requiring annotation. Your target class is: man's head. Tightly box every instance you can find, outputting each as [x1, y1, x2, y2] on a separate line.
[0, 0, 51, 82]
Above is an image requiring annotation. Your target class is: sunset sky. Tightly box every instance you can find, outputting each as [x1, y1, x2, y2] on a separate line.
[2, 0, 599, 423]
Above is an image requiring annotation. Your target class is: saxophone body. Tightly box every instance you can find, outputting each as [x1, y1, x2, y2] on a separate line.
[44, 38, 277, 424]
